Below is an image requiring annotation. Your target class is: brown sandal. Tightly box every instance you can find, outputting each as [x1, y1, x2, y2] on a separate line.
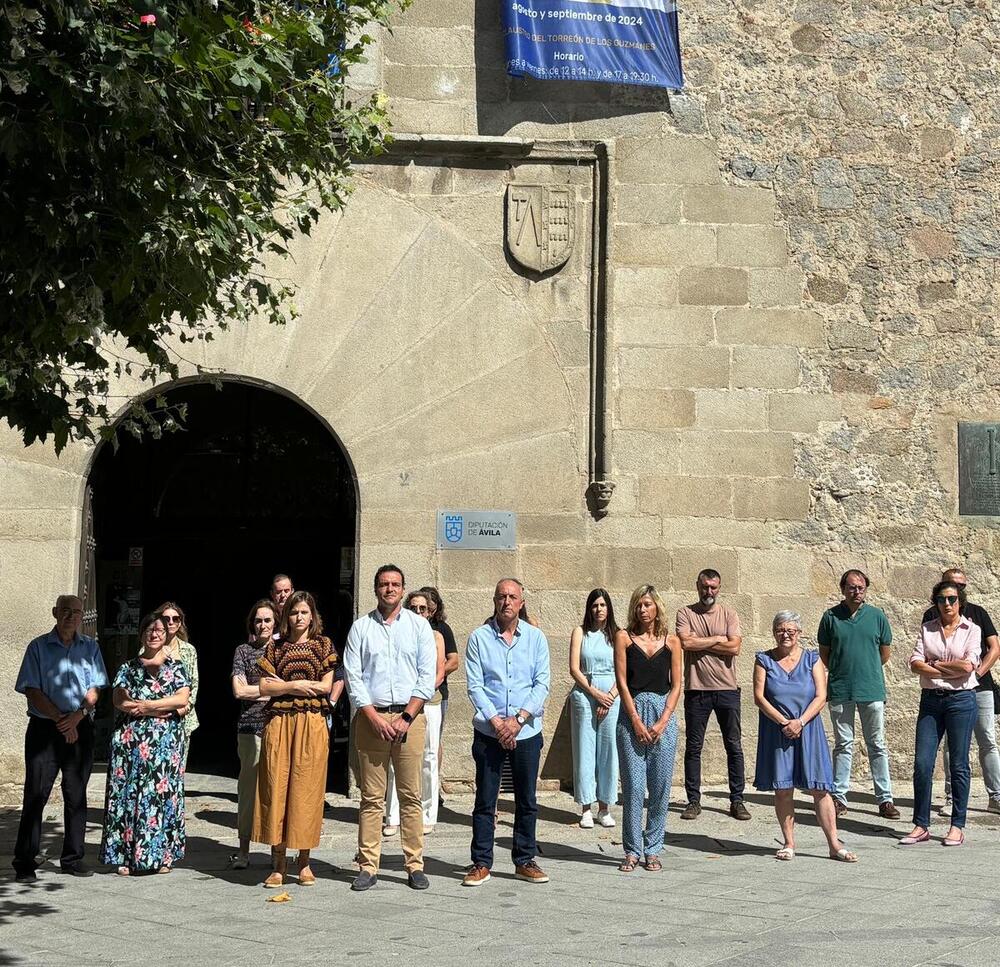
[297, 866, 316, 886]
[644, 855, 662, 872]
[618, 854, 640, 872]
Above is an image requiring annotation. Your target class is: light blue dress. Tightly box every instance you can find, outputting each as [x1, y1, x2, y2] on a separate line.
[754, 649, 834, 792]
[570, 630, 620, 805]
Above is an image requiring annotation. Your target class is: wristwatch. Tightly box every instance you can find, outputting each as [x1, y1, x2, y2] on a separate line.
[515, 713, 527, 727]
[400, 711, 413, 724]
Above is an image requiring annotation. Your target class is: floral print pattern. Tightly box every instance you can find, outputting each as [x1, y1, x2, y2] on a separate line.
[100, 657, 189, 871]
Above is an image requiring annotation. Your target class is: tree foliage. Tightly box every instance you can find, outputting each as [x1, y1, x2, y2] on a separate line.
[0, 0, 400, 450]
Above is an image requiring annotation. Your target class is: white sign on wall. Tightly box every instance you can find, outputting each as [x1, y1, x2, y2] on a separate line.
[436, 510, 516, 550]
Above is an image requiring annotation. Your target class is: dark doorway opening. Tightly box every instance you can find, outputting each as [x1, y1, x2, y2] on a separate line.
[87, 379, 357, 792]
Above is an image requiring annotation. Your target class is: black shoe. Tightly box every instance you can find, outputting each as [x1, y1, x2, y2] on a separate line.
[60, 863, 94, 877]
[351, 870, 377, 892]
[14, 869, 37, 883]
[680, 802, 702, 820]
[730, 801, 751, 821]
[407, 870, 430, 890]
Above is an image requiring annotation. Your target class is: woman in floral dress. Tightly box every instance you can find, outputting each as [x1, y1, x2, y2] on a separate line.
[101, 612, 191, 875]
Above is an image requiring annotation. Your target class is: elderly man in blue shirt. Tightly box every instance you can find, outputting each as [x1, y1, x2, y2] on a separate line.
[13, 594, 108, 882]
[463, 578, 551, 887]
[344, 564, 436, 892]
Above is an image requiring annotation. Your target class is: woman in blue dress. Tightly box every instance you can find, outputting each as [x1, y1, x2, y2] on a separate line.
[101, 612, 191, 875]
[753, 610, 857, 863]
[569, 588, 620, 828]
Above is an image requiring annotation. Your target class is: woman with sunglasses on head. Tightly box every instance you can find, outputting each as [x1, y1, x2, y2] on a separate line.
[101, 612, 191, 875]
[569, 588, 620, 828]
[754, 612, 856, 862]
[901, 579, 981, 847]
[156, 602, 199, 770]
[384, 591, 446, 835]
[419, 586, 459, 800]
[613, 584, 681, 873]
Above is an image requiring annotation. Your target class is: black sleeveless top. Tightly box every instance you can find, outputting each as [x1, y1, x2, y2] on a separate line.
[625, 639, 671, 695]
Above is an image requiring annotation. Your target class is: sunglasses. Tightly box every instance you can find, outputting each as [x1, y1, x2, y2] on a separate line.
[409, 604, 428, 614]
[935, 595, 959, 606]
[163, 615, 181, 624]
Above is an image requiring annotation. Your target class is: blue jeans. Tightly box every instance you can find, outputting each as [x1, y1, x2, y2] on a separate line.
[914, 688, 977, 829]
[942, 689, 1000, 800]
[828, 700, 893, 804]
[471, 730, 542, 869]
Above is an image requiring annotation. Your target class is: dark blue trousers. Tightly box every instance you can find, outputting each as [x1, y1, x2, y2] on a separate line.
[471, 730, 542, 868]
[913, 688, 977, 829]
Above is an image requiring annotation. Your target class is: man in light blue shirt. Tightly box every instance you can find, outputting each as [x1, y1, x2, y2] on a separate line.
[463, 578, 551, 887]
[343, 564, 436, 892]
[13, 595, 108, 882]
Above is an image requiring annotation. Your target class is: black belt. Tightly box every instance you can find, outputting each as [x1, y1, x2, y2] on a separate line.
[374, 704, 418, 714]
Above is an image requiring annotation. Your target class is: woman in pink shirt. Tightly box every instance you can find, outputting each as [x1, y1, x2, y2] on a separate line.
[900, 580, 980, 846]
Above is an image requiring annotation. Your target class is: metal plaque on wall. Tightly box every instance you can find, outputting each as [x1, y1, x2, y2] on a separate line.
[436, 510, 516, 550]
[958, 422, 1000, 516]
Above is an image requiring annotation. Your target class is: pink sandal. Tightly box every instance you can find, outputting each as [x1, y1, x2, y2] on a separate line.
[898, 829, 930, 845]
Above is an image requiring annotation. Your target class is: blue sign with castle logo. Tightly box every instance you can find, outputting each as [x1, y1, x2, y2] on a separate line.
[503, 0, 684, 91]
[436, 511, 517, 550]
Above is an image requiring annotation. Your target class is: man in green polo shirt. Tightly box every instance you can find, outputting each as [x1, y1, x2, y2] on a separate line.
[817, 569, 899, 820]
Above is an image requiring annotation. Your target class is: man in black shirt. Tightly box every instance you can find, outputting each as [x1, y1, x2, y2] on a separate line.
[922, 568, 1000, 815]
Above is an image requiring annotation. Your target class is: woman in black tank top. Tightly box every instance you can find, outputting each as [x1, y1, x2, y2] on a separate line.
[613, 584, 682, 874]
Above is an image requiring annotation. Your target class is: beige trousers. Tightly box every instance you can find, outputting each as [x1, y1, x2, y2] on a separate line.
[355, 710, 426, 874]
[253, 712, 328, 850]
[236, 733, 261, 841]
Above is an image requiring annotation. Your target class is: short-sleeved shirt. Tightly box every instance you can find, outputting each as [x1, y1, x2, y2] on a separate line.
[817, 602, 892, 704]
[433, 619, 458, 701]
[232, 641, 268, 735]
[258, 635, 336, 717]
[921, 601, 997, 693]
[15, 629, 109, 717]
[676, 603, 741, 691]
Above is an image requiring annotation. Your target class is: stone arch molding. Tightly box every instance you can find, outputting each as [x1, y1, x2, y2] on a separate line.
[0, 180, 583, 555]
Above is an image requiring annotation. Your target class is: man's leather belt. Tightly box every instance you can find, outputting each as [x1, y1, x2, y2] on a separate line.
[374, 704, 414, 714]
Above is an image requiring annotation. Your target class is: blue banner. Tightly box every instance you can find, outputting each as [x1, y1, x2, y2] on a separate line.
[503, 0, 683, 91]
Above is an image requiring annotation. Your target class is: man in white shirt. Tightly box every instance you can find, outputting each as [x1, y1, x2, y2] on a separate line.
[343, 564, 436, 892]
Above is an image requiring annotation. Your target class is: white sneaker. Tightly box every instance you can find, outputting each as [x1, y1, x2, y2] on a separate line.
[579, 809, 594, 829]
[382, 825, 398, 836]
[938, 799, 952, 817]
[597, 810, 616, 828]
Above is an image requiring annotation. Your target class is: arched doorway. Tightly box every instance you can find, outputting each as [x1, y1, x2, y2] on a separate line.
[85, 378, 358, 791]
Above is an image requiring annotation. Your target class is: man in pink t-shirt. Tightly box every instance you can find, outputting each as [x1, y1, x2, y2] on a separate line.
[676, 569, 750, 821]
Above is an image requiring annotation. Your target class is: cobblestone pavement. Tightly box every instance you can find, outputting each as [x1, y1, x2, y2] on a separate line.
[2, 774, 999, 967]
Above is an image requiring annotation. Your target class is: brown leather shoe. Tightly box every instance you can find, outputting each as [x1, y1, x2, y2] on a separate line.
[878, 801, 900, 820]
[834, 799, 848, 817]
[730, 801, 751, 821]
[514, 860, 550, 883]
[462, 864, 491, 887]
[680, 802, 702, 820]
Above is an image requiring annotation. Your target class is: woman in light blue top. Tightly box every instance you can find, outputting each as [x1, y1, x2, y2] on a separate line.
[569, 588, 620, 828]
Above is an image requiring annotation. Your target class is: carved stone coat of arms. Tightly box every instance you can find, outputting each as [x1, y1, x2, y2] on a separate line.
[505, 185, 575, 273]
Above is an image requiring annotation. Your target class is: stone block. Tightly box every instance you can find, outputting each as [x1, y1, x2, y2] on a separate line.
[890, 565, 943, 602]
[521, 545, 608, 590]
[739, 549, 814, 595]
[681, 185, 776, 224]
[619, 346, 730, 389]
[749, 268, 805, 307]
[768, 393, 842, 432]
[638, 476, 732, 518]
[917, 281, 955, 307]
[617, 306, 714, 347]
[694, 390, 768, 430]
[618, 389, 696, 428]
[616, 224, 717, 267]
[605, 547, 673, 592]
[359, 543, 435, 591]
[359, 510, 437, 544]
[384, 65, 476, 102]
[450, 165, 509, 196]
[678, 267, 749, 306]
[755, 596, 827, 639]
[397, 0, 473, 28]
[616, 136, 721, 186]
[910, 226, 954, 259]
[678, 432, 795, 477]
[439, 550, 519, 590]
[717, 226, 789, 268]
[615, 185, 683, 224]
[828, 323, 879, 351]
[830, 368, 877, 394]
[670, 548, 740, 592]
[920, 127, 955, 159]
[388, 97, 468, 136]
[715, 308, 825, 348]
[614, 267, 678, 310]
[731, 478, 811, 520]
[661, 517, 774, 549]
[731, 347, 800, 389]
[586, 515, 662, 547]
[516, 514, 588, 544]
[381, 26, 475, 67]
[613, 429, 680, 473]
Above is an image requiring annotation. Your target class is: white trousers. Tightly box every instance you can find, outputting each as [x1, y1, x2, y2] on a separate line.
[386, 703, 441, 827]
